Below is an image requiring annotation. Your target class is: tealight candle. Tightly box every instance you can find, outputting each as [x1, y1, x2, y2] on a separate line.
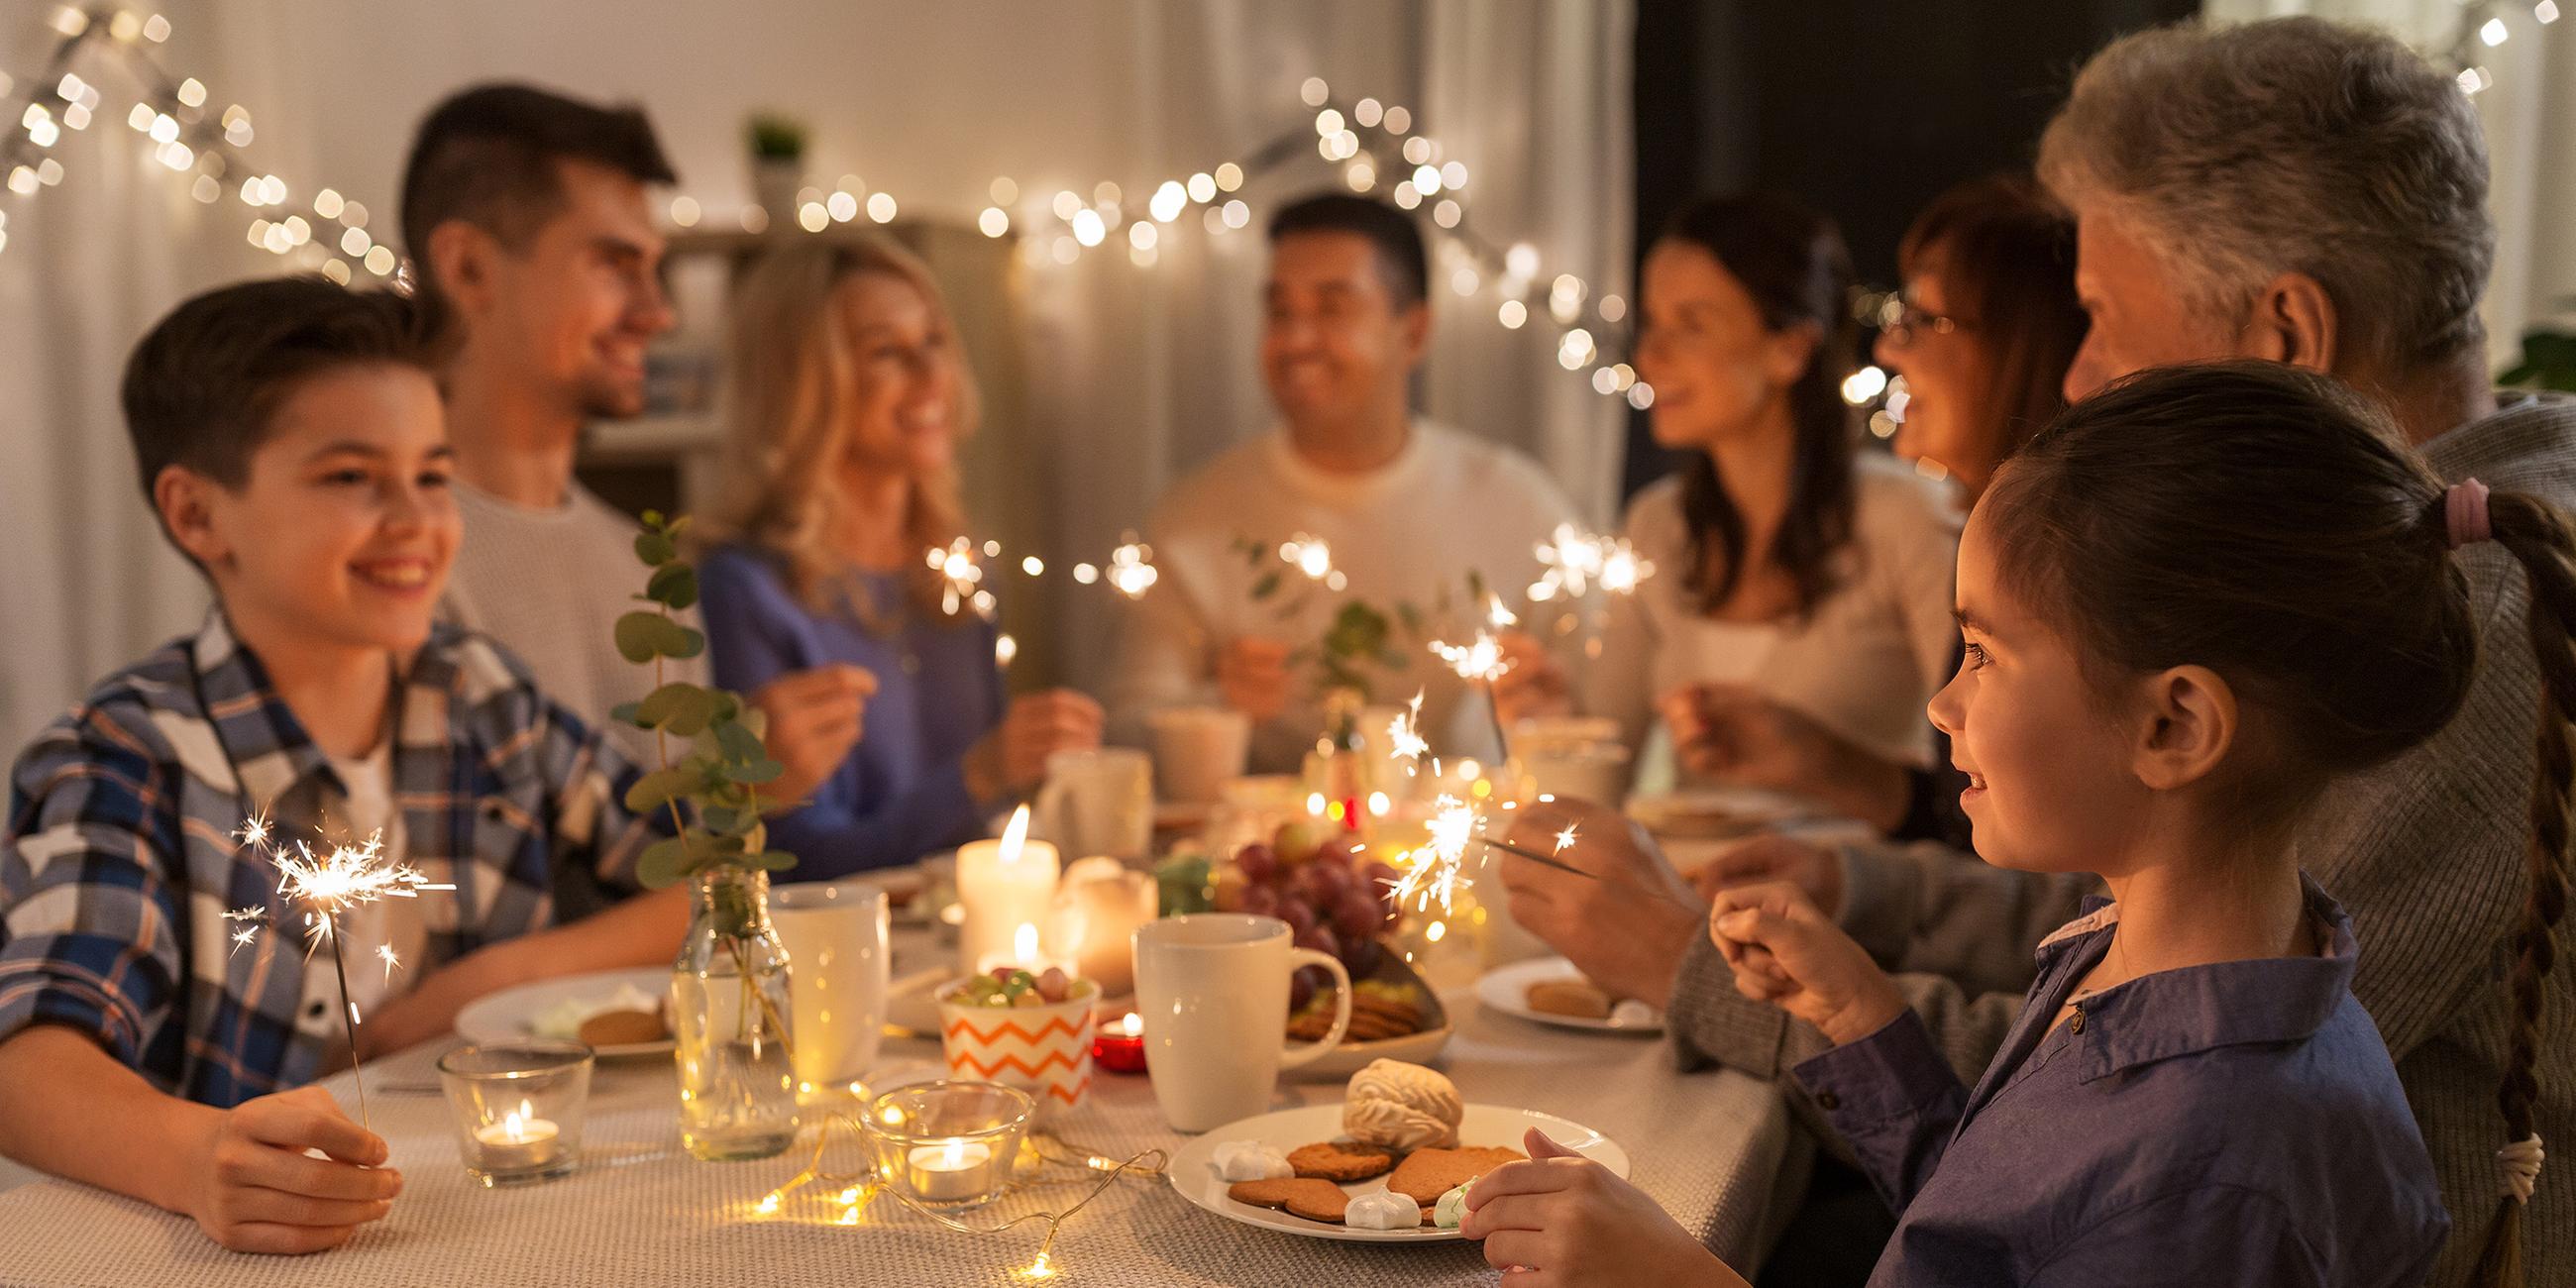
[906, 1140, 999, 1202]
[471, 1108, 563, 1171]
[437, 1040, 590, 1187]
[1092, 1011, 1146, 1074]
[958, 805, 1060, 975]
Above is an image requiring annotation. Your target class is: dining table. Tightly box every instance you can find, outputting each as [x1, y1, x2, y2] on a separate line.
[0, 900, 1796, 1287]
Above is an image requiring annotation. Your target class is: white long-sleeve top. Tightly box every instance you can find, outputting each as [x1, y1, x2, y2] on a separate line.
[1586, 454, 1963, 781]
[1109, 421, 1582, 773]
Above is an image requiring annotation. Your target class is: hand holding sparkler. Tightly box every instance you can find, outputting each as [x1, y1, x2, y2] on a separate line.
[179, 1084, 401, 1254]
[1481, 798, 1710, 1011]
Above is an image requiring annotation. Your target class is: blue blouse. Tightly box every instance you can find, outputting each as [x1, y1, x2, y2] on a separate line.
[1799, 875, 2448, 1287]
[698, 544, 1004, 878]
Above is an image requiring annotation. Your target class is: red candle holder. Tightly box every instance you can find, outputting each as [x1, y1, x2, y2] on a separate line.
[1092, 1011, 1146, 1074]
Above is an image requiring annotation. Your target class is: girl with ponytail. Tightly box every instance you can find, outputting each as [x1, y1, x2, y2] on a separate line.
[1452, 362, 2573, 1286]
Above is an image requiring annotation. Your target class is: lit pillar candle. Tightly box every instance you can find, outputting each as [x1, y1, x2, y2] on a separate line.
[1045, 862, 1155, 996]
[957, 805, 1059, 975]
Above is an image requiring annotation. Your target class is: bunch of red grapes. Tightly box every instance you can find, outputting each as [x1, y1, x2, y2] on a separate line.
[1212, 819, 1404, 1009]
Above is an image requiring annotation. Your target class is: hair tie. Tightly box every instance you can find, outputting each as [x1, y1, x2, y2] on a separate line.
[2445, 478, 2494, 549]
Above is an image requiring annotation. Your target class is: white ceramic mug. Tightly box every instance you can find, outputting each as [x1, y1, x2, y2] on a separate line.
[1132, 914, 1352, 1132]
[1035, 748, 1154, 861]
[769, 881, 892, 1102]
[1146, 706, 1253, 805]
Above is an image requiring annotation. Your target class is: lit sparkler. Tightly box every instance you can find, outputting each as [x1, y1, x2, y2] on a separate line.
[230, 824, 453, 1128]
[1280, 533, 1334, 583]
[1386, 692, 1429, 766]
[1106, 538, 1158, 598]
[928, 537, 993, 618]
[1554, 822, 1579, 854]
[1430, 629, 1516, 760]
[1388, 794, 1478, 915]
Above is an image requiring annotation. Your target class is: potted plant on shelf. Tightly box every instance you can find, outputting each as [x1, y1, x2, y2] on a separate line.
[745, 112, 808, 232]
[613, 511, 800, 1160]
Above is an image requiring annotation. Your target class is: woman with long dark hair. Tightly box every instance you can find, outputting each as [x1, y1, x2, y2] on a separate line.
[1503, 193, 1960, 797]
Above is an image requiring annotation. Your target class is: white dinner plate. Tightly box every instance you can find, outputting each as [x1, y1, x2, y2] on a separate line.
[1166, 1103, 1628, 1242]
[1474, 958, 1664, 1034]
[456, 967, 673, 1058]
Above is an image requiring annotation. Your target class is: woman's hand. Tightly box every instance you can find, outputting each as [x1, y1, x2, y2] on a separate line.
[1708, 881, 1905, 1045]
[1460, 1127, 1748, 1287]
[964, 690, 1104, 801]
[1491, 631, 1572, 724]
[178, 1086, 401, 1254]
[753, 664, 878, 808]
[1216, 637, 1293, 723]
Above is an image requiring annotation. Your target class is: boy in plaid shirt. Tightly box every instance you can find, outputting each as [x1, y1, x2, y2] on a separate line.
[0, 277, 687, 1252]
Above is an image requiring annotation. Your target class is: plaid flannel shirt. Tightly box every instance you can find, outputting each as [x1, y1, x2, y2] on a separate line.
[0, 614, 656, 1107]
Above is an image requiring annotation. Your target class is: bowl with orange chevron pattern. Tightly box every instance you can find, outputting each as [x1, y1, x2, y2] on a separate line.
[936, 980, 1098, 1121]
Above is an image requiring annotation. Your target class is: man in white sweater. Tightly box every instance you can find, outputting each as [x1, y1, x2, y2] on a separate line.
[399, 85, 871, 822]
[1112, 193, 1580, 772]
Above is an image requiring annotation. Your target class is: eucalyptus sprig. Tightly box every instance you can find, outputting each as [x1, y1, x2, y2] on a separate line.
[612, 511, 796, 890]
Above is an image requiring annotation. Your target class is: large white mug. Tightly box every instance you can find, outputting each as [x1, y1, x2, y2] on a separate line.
[1133, 914, 1351, 1132]
[769, 881, 892, 1102]
[1146, 706, 1253, 805]
[1035, 747, 1155, 862]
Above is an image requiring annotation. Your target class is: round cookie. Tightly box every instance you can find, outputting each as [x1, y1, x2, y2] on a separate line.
[1228, 1177, 1353, 1223]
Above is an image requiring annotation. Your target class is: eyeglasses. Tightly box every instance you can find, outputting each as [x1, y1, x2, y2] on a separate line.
[1880, 299, 1971, 347]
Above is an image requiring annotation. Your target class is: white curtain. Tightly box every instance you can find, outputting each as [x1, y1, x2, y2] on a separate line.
[2203, 0, 2576, 372]
[0, 0, 1634, 744]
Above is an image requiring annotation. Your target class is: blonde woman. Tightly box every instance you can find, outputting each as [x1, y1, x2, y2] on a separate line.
[700, 242, 1101, 875]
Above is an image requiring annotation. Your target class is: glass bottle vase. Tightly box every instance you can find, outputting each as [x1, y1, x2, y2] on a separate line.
[673, 867, 800, 1161]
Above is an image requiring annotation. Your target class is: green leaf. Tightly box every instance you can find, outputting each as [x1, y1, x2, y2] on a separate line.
[634, 530, 677, 567]
[1250, 569, 1283, 600]
[715, 719, 766, 764]
[614, 610, 698, 664]
[751, 850, 798, 872]
[723, 757, 786, 785]
[623, 766, 701, 813]
[646, 564, 699, 611]
[700, 805, 742, 834]
[641, 509, 665, 528]
[610, 700, 644, 727]
[635, 683, 718, 736]
[637, 835, 691, 889]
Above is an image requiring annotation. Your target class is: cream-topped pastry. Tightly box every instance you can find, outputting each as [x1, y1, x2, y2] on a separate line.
[1433, 1183, 1471, 1229]
[1341, 1059, 1463, 1151]
[1211, 1140, 1294, 1182]
[1343, 1190, 1423, 1231]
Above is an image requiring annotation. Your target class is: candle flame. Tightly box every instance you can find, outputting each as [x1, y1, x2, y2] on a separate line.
[1119, 1012, 1140, 1037]
[998, 805, 1031, 863]
[1013, 921, 1039, 967]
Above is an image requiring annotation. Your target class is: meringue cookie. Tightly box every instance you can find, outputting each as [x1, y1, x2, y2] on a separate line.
[1433, 1183, 1471, 1229]
[1610, 999, 1658, 1027]
[1211, 1140, 1294, 1182]
[1342, 1059, 1463, 1150]
[1344, 1190, 1423, 1231]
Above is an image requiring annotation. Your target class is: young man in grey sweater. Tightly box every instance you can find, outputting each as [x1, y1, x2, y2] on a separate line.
[1504, 20, 2571, 1285]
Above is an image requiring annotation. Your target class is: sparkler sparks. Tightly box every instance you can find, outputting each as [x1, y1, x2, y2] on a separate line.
[929, 537, 991, 617]
[1429, 630, 1514, 685]
[376, 942, 402, 982]
[1106, 539, 1158, 598]
[1528, 524, 1656, 601]
[1386, 692, 1429, 765]
[1280, 533, 1334, 583]
[1554, 822, 1580, 853]
[1388, 794, 1478, 915]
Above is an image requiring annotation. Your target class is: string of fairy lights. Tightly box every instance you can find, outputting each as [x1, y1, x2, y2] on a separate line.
[0, 10, 1642, 404]
[671, 74, 1650, 409]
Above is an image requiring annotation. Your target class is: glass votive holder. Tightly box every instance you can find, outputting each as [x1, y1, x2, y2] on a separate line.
[437, 1040, 592, 1187]
[865, 1079, 1032, 1213]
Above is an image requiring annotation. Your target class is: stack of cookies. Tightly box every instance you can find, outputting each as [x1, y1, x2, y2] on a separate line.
[1287, 980, 1427, 1044]
[1219, 1060, 1523, 1233]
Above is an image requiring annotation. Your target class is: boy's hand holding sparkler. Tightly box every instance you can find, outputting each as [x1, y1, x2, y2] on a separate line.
[180, 1085, 399, 1254]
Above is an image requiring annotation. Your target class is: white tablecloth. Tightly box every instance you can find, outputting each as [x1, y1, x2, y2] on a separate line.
[0, 937, 1790, 1287]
